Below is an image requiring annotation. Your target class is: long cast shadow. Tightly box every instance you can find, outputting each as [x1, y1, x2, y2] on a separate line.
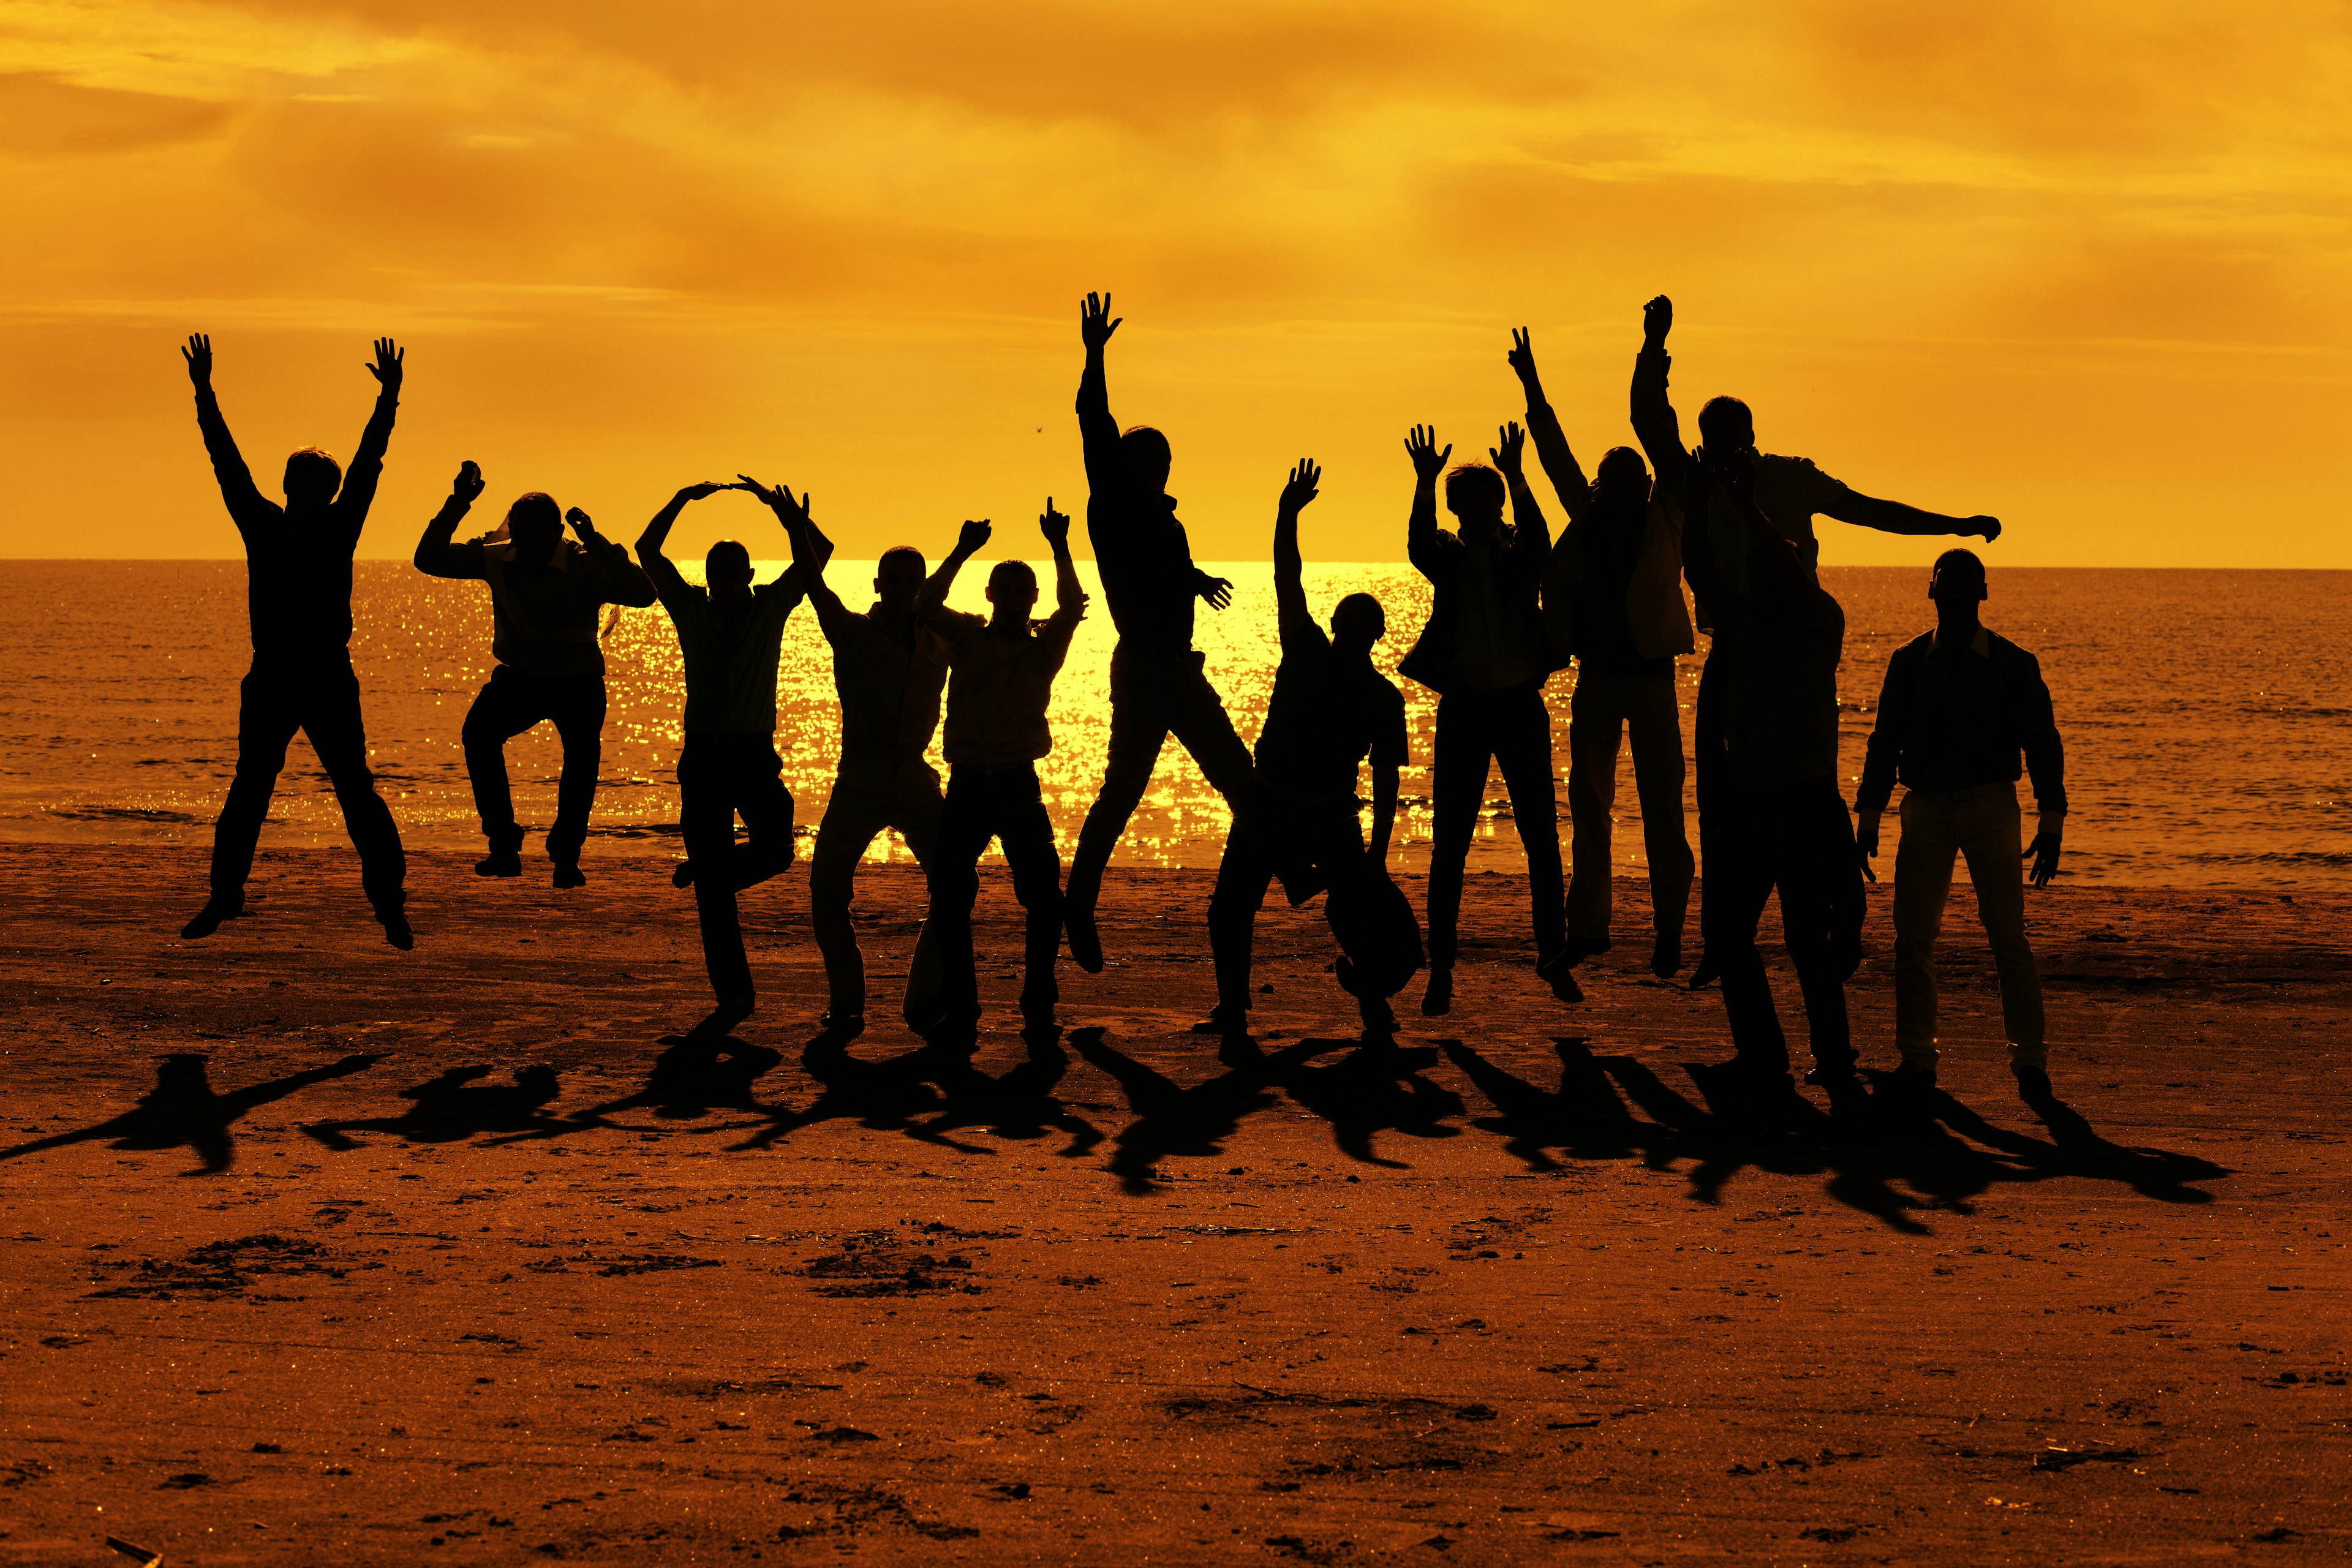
[0, 1051, 386, 1175]
[304, 1063, 569, 1150]
[485, 1033, 787, 1145]
[910, 1026, 1106, 1161]
[1231, 1033, 1466, 1169]
[1073, 1027, 1311, 1194]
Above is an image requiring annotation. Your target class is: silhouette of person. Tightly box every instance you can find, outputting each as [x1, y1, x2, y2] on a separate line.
[1202, 460, 1420, 1038]
[638, 481, 816, 1038]
[1856, 549, 2066, 1101]
[913, 504, 1087, 1038]
[413, 464, 655, 887]
[1398, 421, 1574, 1017]
[176, 333, 413, 948]
[1510, 327, 1697, 981]
[1060, 292, 1256, 973]
[1680, 450, 1865, 1106]
[1631, 295, 1999, 986]
[737, 477, 947, 1036]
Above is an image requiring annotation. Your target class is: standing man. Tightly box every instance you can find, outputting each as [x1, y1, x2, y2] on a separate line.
[739, 477, 948, 1038]
[178, 333, 413, 949]
[1681, 454, 1865, 1108]
[638, 482, 812, 1039]
[916, 505, 1087, 1038]
[1507, 327, 1696, 980]
[1060, 292, 1257, 973]
[1399, 421, 1573, 1016]
[1204, 461, 1418, 1037]
[1856, 551, 2065, 1101]
[1630, 294, 2000, 986]
[413, 470, 655, 888]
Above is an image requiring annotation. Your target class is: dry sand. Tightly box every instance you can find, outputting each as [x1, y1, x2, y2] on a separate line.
[1, 842, 2346, 1566]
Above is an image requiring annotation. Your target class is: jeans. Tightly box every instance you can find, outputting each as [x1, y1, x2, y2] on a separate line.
[209, 658, 405, 909]
[461, 664, 608, 865]
[810, 758, 946, 1020]
[926, 764, 1065, 1025]
[1427, 680, 1564, 968]
[676, 734, 796, 1004]
[1711, 777, 1864, 1076]
[1566, 668, 1692, 945]
[1892, 783, 2045, 1070]
[1066, 647, 1257, 910]
[1208, 794, 1422, 1013]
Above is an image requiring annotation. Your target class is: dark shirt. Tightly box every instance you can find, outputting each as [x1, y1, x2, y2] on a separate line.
[646, 558, 804, 736]
[1857, 625, 2066, 815]
[423, 534, 652, 679]
[1256, 619, 1408, 803]
[809, 590, 951, 791]
[1396, 485, 1559, 696]
[1570, 498, 1673, 679]
[195, 385, 397, 664]
[1077, 362, 1202, 657]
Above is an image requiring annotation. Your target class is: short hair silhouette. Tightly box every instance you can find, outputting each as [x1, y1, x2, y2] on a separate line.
[1595, 445, 1649, 496]
[1444, 463, 1506, 513]
[1333, 591, 1385, 644]
[506, 492, 562, 534]
[706, 539, 752, 586]
[1121, 424, 1172, 490]
[1697, 395, 1755, 447]
[283, 447, 342, 504]
[1932, 547, 1986, 581]
[878, 545, 927, 578]
[988, 559, 1039, 598]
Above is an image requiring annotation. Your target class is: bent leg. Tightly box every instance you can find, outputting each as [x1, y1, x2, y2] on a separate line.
[679, 744, 752, 1005]
[461, 668, 538, 854]
[997, 769, 1066, 1019]
[545, 674, 609, 868]
[1066, 657, 1169, 909]
[891, 768, 949, 1027]
[1208, 812, 1280, 1014]
[811, 779, 888, 1017]
[1166, 661, 1259, 804]
[731, 745, 797, 891]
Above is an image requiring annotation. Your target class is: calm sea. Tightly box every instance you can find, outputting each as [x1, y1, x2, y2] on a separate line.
[3, 562, 2345, 888]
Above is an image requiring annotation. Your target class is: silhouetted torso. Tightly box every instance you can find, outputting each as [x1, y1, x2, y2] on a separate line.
[826, 606, 951, 786]
[1255, 631, 1406, 803]
[650, 573, 802, 736]
[930, 607, 1082, 774]
[1858, 627, 2065, 811]
[1572, 500, 1674, 678]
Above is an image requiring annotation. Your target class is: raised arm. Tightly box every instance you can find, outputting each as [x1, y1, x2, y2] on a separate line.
[1507, 328, 1591, 522]
[1490, 420, 1551, 569]
[182, 333, 270, 530]
[1678, 458, 1735, 630]
[635, 481, 727, 597]
[413, 460, 489, 578]
[1076, 290, 1125, 494]
[1630, 295, 1692, 493]
[1042, 499, 1084, 621]
[1272, 459, 1321, 648]
[331, 337, 404, 535]
[1820, 486, 2002, 544]
[1403, 424, 1452, 581]
[916, 518, 993, 621]
[736, 475, 844, 628]
[565, 505, 656, 608]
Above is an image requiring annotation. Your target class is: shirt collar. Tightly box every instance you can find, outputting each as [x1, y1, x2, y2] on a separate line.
[1931, 624, 1991, 658]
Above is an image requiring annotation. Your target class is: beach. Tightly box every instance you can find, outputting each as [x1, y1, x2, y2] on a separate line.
[2, 843, 2345, 1564]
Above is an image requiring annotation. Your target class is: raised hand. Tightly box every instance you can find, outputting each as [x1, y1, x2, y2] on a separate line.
[1404, 424, 1452, 483]
[366, 337, 404, 393]
[1039, 497, 1071, 551]
[1506, 326, 1540, 390]
[1080, 292, 1121, 350]
[674, 481, 728, 503]
[452, 459, 486, 503]
[1643, 295, 1673, 347]
[1968, 515, 2003, 544]
[1279, 458, 1321, 514]
[1490, 421, 1526, 480]
[956, 518, 993, 557]
[1199, 573, 1235, 612]
[2025, 830, 2062, 889]
[564, 505, 602, 540]
[737, 475, 810, 528]
[181, 333, 213, 390]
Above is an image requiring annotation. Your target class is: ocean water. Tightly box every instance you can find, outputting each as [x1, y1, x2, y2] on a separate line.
[3, 562, 2345, 888]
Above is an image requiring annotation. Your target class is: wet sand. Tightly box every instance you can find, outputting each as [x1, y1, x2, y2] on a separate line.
[1, 842, 2346, 1565]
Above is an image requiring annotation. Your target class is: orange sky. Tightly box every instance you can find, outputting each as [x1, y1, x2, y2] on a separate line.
[4, 1, 2350, 566]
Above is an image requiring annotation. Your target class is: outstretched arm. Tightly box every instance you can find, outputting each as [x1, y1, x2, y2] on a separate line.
[566, 505, 657, 608]
[333, 337, 404, 537]
[182, 333, 271, 531]
[1076, 291, 1125, 495]
[1820, 487, 2002, 544]
[916, 518, 993, 621]
[1272, 459, 1320, 649]
[1507, 327, 1591, 522]
[635, 482, 727, 598]
[1629, 295, 1692, 494]
[1403, 424, 1452, 581]
[413, 460, 489, 578]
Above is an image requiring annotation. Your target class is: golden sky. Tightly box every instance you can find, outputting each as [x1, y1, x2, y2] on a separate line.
[4, 0, 2350, 566]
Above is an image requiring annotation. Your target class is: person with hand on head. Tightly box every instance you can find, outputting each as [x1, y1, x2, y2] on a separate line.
[638, 480, 820, 1039]
[414, 463, 655, 888]
[1510, 326, 1696, 982]
[1856, 549, 2065, 1104]
[1060, 292, 1259, 975]
[177, 332, 415, 948]
[1398, 419, 1574, 1017]
[1679, 447, 1867, 1111]
[1202, 460, 1420, 1039]
[737, 475, 948, 1039]
[914, 503, 1087, 1041]
[1631, 294, 2000, 988]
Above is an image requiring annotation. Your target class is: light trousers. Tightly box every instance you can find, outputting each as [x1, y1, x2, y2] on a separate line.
[1566, 668, 1692, 944]
[1892, 782, 2046, 1070]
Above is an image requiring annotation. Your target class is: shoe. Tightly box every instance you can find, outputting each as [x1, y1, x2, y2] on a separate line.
[690, 993, 755, 1039]
[1687, 946, 1721, 990]
[1562, 933, 1612, 962]
[1064, 901, 1104, 974]
[1650, 933, 1682, 979]
[1420, 965, 1453, 1017]
[1883, 1061, 1939, 1101]
[671, 859, 695, 889]
[552, 862, 586, 889]
[1814, 1068, 1868, 1115]
[2014, 1065, 2054, 1102]
[1537, 949, 1585, 1006]
[475, 850, 522, 878]
[1357, 992, 1399, 1035]
[818, 1009, 865, 1040]
[1191, 1005, 1250, 1036]
[377, 905, 415, 951]
[181, 895, 244, 940]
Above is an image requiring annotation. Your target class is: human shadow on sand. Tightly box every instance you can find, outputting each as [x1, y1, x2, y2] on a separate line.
[483, 1033, 788, 1145]
[304, 1063, 570, 1150]
[0, 1050, 386, 1175]
[1442, 1038, 2228, 1235]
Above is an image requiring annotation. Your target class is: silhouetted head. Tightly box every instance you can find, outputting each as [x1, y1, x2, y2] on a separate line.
[1444, 463, 1507, 539]
[282, 447, 343, 510]
[1121, 425, 1172, 495]
[1330, 592, 1385, 657]
[1697, 395, 1755, 454]
[1929, 548, 1988, 605]
[706, 540, 754, 604]
[986, 559, 1039, 620]
[1594, 446, 1651, 508]
[875, 545, 927, 618]
[506, 492, 562, 559]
